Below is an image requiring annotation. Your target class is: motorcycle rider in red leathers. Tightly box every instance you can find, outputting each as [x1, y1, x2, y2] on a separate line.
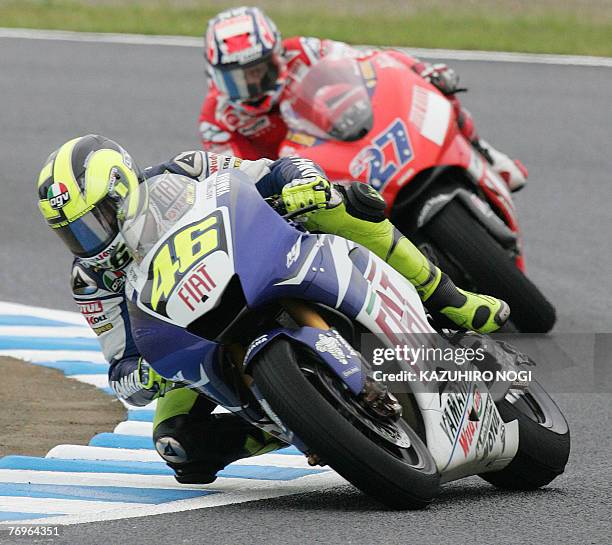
[198, 6, 528, 192]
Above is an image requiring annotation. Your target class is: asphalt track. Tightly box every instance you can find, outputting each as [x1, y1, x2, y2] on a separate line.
[0, 35, 611, 544]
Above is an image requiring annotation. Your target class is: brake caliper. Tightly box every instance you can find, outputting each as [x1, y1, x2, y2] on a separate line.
[359, 377, 402, 421]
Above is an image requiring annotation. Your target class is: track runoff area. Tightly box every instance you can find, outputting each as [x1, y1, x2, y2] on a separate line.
[0, 301, 344, 525]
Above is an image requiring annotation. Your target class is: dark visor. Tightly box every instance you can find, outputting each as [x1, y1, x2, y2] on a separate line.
[55, 197, 119, 257]
[216, 54, 279, 101]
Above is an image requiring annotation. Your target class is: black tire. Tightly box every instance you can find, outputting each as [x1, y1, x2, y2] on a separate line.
[424, 199, 556, 333]
[252, 339, 440, 509]
[479, 380, 570, 489]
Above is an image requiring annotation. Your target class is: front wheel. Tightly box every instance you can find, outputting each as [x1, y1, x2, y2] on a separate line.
[479, 380, 570, 489]
[424, 199, 557, 333]
[252, 339, 440, 509]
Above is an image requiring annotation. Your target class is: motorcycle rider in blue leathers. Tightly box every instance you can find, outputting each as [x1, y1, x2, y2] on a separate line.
[36, 134, 508, 483]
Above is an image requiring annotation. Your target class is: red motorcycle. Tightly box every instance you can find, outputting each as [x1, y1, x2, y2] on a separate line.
[278, 52, 555, 333]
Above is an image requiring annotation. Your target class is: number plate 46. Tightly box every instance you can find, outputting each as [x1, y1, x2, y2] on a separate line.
[145, 209, 228, 316]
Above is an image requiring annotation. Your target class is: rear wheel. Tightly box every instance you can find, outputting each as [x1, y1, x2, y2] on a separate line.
[252, 339, 440, 509]
[424, 199, 556, 333]
[479, 380, 570, 489]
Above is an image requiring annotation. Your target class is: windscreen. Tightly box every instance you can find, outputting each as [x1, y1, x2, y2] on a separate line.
[119, 173, 197, 264]
[281, 57, 373, 142]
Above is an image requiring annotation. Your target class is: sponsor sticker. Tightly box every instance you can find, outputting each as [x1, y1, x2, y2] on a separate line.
[287, 131, 316, 147]
[286, 236, 302, 268]
[215, 172, 231, 197]
[47, 182, 71, 209]
[72, 267, 97, 295]
[146, 210, 227, 315]
[107, 167, 119, 194]
[78, 300, 109, 326]
[103, 270, 126, 293]
[237, 117, 271, 137]
[245, 334, 269, 361]
[439, 381, 471, 444]
[86, 313, 108, 326]
[174, 151, 203, 177]
[93, 323, 113, 336]
[315, 333, 352, 365]
[458, 388, 482, 457]
[177, 264, 217, 312]
[475, 395, 506, 460]
[78, 301, 103, 315]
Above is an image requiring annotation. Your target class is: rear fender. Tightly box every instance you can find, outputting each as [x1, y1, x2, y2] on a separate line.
[243, 327, 366, 395]
[417, 188, 518, 251]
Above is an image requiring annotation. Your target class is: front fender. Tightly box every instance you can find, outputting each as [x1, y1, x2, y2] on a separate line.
[243, 326, 366, 395]
[417, 188, 517, 250]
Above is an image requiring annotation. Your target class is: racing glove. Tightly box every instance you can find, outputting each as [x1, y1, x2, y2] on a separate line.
[412, 62, 464, 96]
[138, 358, 176, 398]
[281, 176, 341, 215]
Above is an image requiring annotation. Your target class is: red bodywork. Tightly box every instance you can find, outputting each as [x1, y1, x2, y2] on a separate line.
[279, 53, 525, 271]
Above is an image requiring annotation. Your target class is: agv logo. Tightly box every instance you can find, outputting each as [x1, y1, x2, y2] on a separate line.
[47, 182, 71, 209]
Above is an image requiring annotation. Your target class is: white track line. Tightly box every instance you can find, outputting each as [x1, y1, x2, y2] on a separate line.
[0, 349, 106, 363]
[113, 421, 153, 436]
[0, 497, 150, 515]
[0, 27, 202, 47]
[46, 445, 313, 469]
[69, 374, 109, 389]
[0, 326, 93, 338]
[0, 469, 193, 489]
[0, 301, 85, 325]
[0, 470, 202, 489]
[403, 46, 612, 67]
[1, 27, 611, 67]
[0, 469, 330, 493]
[1, 472, 345, 526]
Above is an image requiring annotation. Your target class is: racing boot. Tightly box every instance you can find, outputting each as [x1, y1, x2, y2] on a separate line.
[282, 178, 509, 334]
[473, 138, 528, 192]
[152, 388, 286, 484]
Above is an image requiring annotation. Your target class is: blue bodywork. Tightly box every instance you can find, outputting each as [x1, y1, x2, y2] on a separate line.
[129, 171, 370, 428]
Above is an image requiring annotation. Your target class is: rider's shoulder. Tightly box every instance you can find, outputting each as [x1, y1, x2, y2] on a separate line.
[145, 151, 207, 180]
[71, 259, 129, 299]
[70, 259, 103, 297]
[283, 36, 322, 65]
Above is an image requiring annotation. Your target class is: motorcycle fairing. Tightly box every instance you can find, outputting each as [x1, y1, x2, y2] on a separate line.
[242, 326, 365, 395]
[279, 57, 458, 197]
[125, 170, 519, 480]
[278, 53, 525, 267]
[416, 187, 518, 250]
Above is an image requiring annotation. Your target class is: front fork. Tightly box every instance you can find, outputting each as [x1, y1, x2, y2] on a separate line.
[228, 300, 402, 437]
[226, 298, 331, 387]
[280, 300, 402, 421]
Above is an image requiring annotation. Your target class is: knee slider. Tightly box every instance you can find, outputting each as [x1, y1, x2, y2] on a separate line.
[343, 182, 387, 222]
[153, 414, 194, 464]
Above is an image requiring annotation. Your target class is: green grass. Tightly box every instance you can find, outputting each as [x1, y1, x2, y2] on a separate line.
[1, 1, 611, 56]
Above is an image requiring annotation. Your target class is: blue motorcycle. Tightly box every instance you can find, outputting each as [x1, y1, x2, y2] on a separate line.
[119, 170, 569, 509]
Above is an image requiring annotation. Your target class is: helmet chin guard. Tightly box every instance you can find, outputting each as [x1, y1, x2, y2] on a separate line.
[79, 233, 131, 270]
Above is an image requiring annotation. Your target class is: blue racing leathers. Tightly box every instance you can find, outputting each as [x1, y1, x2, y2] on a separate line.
[71, 151, 323, 406]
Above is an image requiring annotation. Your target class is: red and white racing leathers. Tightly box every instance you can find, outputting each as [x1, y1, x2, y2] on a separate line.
[198, 37, 478, 160]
